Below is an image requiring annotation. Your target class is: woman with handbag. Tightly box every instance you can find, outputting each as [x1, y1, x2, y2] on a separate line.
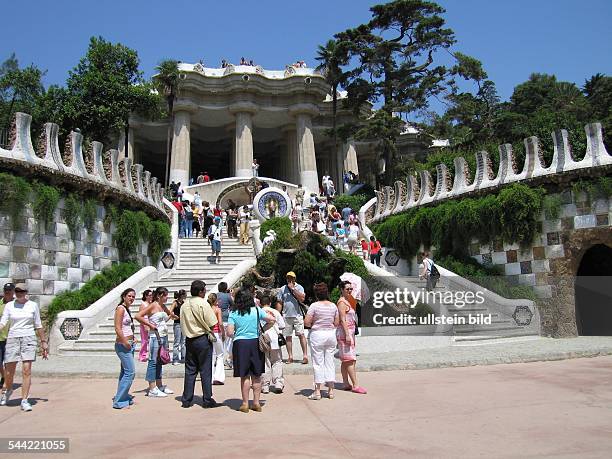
[113, 288, 137, 409]
[261, 295, 286, 394]
[336, 281, 367, 394]
[135, 287, 178, 398]
[227, 288, 275, 413]
[304, 282, 339, 400]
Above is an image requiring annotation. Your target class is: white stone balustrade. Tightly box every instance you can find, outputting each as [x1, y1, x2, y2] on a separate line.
[0, 112, 168, 218]
[366, 123, 612, 223]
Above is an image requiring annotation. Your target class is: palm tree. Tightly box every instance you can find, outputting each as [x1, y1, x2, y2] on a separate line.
[316, 40, 348, 184]
[154, 59, 179, 187]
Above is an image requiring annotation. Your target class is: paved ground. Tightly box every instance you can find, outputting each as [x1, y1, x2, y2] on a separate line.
[35, 336, 612, 378]
[0, 356, 611, 458]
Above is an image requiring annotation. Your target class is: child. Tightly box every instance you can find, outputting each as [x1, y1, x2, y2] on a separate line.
[360, 238, 369, 260]
[261, 295, 285, 394]
[208, 293, 226, 385]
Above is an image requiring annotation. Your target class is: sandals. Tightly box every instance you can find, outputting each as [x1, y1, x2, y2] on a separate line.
[301, 357, 309, 365]
[308, 392, 322, 400]
[351, 386, 367, 394]
[340, 384, 353, 391]
[327, 392, 335, 399]
[238, 403, 249, 413]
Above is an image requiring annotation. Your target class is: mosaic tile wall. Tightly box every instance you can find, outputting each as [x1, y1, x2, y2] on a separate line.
[0, 199, 150, 309]
[467, 190, 611, 299]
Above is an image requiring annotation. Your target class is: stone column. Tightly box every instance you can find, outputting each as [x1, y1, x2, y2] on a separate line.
[169, 110, 191, 185]
[344, 140, 359, 176]
[290, 104, 319, 194]
[117, 127, 135, 160]
[282, 126, 298, 185]
[230, 102, 258, 178]
[225, 124, 236, 177]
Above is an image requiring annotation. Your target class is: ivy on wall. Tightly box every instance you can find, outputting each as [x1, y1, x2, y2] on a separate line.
[0, 173, 32, 229]
[32, 183, 60, 230]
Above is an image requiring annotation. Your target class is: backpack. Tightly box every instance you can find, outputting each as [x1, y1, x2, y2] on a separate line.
[207, 225, 215, 241]
[428, 260, 440, 279]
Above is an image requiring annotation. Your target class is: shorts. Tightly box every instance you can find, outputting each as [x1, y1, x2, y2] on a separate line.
[283, 316, 305, 337]
[5, 335, 37, 363]
[211, 239, 221, 253]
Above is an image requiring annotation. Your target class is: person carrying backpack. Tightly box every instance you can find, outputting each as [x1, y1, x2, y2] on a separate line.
[420, 251, 440, 291]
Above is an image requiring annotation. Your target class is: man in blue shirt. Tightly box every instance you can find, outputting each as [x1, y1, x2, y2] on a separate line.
[277, 272, 308, 364]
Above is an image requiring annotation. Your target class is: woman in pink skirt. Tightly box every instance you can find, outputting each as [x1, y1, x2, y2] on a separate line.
[138, 290, 153, 362]
[336, 281, 366, 394]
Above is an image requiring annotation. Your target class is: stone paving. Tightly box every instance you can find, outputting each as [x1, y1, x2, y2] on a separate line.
[35, 336, 612, 378]
[1, 356, 611, 458]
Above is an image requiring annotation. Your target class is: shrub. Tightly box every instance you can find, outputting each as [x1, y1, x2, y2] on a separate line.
[82, 198, 98, 231]
[333, 194, 372, 213]
[334, 250, 369, 279]
[149, 220, 171, 263]
[63, 193, 82, 239]
[543, 194, 562, 219]
[103, 204, 120, 230]
[46, 261, 140, 329]
[134, 211, 152, 241]
[0, 173, 32, 229]
[115, 210, 141, 261]
[260, 217, 292, 242]
[32, 183, 60, 230]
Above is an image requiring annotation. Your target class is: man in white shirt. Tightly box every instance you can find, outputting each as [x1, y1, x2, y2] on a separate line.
[252, 159, 259, 177]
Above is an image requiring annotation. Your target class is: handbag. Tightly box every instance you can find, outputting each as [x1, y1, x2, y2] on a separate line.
[153, 330, 171, 365]
[256, 307, 271, 353]
[278, 333, 287, 347]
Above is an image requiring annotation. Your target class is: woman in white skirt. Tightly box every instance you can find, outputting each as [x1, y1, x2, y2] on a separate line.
[304, 282, 339, 400]
[0, 283, 48, 411]
[208, 293, 226, 385]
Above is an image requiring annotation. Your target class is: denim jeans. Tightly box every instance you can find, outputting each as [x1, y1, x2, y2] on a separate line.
[114, 341, 135, 409]
[173, 322, 185, 363]
[186, 218, 194, 238]
[146, 335, 168, 382]
[179, 217, 186, 238]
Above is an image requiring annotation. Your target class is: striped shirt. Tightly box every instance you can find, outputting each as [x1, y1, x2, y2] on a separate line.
[306, 301, 338, 331]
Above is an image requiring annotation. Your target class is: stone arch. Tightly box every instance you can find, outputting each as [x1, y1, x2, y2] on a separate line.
[575, 243, 612, 335]
[542, 227, 612, 337]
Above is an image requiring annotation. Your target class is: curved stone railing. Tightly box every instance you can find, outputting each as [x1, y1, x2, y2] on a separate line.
[0, 112, 168, 221]
[178, 62, 324, 80]
[365, 123, 611, 223]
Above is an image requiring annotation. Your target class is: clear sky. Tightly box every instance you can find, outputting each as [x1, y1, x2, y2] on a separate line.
[2, 0, 611, 111]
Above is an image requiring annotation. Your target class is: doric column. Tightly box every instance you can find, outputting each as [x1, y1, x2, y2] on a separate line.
[282, 126, 298, 185]
[169, 110, 191, 186]
[290, 104, 319, 194]
[230, 102, 258, 177]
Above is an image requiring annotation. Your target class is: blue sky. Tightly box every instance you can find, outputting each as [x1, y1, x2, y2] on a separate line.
[2, 0, 611, 113]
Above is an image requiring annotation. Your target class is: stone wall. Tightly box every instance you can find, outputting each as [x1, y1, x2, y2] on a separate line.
[0, 199, 150, 310]
[466, 190, 611, 337]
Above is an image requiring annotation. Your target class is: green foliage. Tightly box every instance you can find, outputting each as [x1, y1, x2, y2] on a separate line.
[332, 194, 372, 213]
[543, 194, 562, 219]
[0, 173, 32, 229]
[32, 183, 60, 230]
[260, 217, 293, 243]
[134, 211, 152, 241]
[334, 250, 369, 279]
[375, 183, 544, 259]
[437, 255, 537, 300]
[63, 193, 82, 239]
[45, 262, 140, 328]
[103, 203, 120, 230]
[115, 210, 141, 261]
[572, 176, 612, 200]
[82, 198, 97, 230]
[149, 220, 171, 263]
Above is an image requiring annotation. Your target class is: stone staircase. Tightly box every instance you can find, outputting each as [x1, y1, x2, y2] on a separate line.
[58, 238, 256, 355]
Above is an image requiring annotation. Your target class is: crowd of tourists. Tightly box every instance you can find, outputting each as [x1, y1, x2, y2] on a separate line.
[111, 272, 366, 411]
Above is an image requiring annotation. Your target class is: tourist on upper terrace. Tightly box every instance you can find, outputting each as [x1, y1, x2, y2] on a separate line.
[221, 59, 228, 68]
[208, 293, 225, 385]
[304, 282, 339, 400]
[169, 290, 187, 364]
[227, 287, 275, 413]
[138, 290, 153, 362]
[0, 283, 48, 412]
[169, 181, 178, 198]
[240, 57, 248, 65]
[177, 182, 184, 200]
[196, 172, 205, 184]
[336, 281, 367, 395]
[295, 184, 305, 207]
[136, 287, 177, 398]
[239, 205, 250, 245]
[261, 295, 285, 394]
[193, 191, 202, 207]
[0, 283, 14, 389]
[277, 271, 308, 365]
[180, 280, 219, 409]
[209, 216, 223, 264]
[369, 236, 382, 267]
[252, 159, 259, 177]
[112, 288, 137, 409]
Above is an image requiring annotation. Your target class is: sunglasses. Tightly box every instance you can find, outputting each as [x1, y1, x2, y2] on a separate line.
[345, 287, 353, 291]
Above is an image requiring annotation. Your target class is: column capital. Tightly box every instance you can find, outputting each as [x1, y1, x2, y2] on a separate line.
[172, 99, 199, 114]
[229, 102, 259, 115]
[288, 103, 319, 117]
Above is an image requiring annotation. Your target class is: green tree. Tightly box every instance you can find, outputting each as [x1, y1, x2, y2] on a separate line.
[63, 36, 160, 144]
[583, 73, 612, 147]
[335, 0, 458, 186]
[154, 59, 180, 186]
